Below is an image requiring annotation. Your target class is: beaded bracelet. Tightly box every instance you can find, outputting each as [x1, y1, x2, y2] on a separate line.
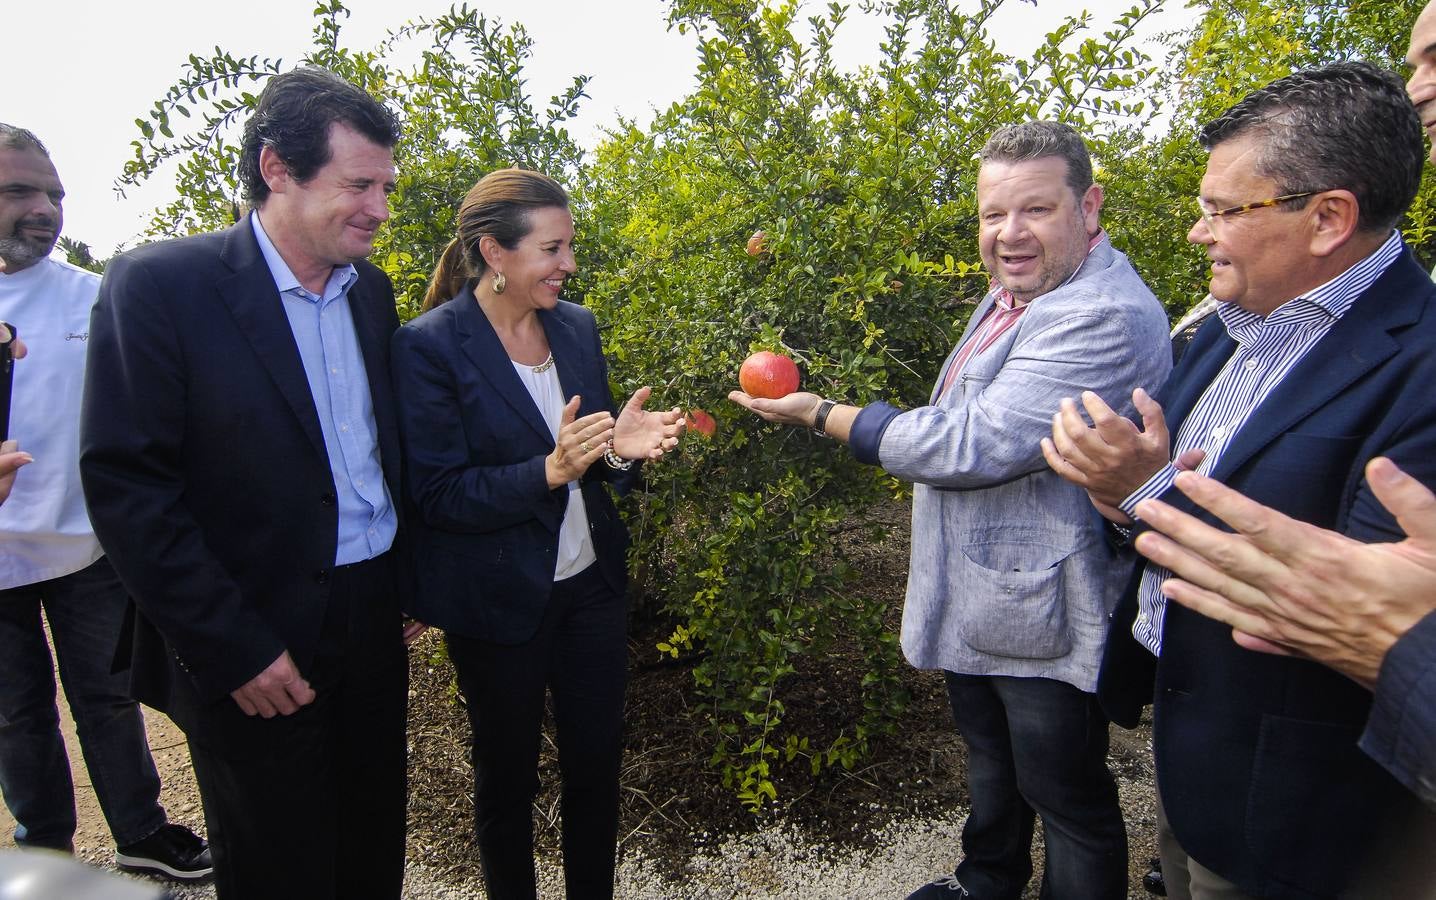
[603, 447, 634, 471]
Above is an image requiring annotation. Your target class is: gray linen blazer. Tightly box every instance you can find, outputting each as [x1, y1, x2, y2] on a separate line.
[853, 239, 1171, 691]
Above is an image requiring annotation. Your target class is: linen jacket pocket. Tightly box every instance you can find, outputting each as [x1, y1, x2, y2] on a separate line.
[956, 526, 1077, 659]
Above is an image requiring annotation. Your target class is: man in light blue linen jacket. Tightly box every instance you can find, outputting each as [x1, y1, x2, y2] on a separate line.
[732, 121, 1171, 900]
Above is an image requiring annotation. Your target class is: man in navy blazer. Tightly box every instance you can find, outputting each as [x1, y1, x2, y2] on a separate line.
[1044, 63, 1436, 896]
[1120, 0, 1436, 819]
[80, 68, 414, 899]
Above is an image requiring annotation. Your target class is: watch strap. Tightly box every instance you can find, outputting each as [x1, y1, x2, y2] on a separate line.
[812, 399, 837, 436]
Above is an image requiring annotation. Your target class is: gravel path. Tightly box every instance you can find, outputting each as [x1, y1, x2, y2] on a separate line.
[79, 818, 967, 899]
[2, 738, 1163, 900]
[80, 800, 1166, 899]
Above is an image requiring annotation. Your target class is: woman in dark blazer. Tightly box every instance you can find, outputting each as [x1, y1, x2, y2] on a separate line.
[390, 169, 683, 899]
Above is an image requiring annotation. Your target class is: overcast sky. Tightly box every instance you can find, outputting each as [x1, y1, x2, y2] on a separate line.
[4, 0, 1195, 256]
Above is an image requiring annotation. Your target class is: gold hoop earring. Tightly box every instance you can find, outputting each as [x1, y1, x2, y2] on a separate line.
[491, 271, 507, 294]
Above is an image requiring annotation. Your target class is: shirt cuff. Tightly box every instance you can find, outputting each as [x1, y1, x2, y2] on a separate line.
[1119, 462, 1181, 519]
[850, 402, 903, 466]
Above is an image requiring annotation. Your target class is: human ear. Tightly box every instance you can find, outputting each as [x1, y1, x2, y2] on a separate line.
[1081, 183, 1105, 234]
[258, 146, 291, 195]
[477, 234, 504, 272]
[1306, 190, 1360, 258]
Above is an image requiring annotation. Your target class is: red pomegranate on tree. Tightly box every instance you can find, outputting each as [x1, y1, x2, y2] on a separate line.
[686, 408, 717, 437]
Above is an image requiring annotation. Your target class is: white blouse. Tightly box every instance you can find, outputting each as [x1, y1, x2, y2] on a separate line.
[511, 357, 598, 581]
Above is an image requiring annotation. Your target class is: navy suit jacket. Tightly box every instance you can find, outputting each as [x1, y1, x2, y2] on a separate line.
[390, 292, 631, 643]
[80, 217, 406, 715]
[1099, 248, 1436, 896]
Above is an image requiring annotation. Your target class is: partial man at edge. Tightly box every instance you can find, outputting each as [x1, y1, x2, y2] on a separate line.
[1108, 0, 1436, 819]
[0, 124, 210, 879]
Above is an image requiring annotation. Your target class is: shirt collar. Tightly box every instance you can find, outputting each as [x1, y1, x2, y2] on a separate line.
[250, 211, 358, 302]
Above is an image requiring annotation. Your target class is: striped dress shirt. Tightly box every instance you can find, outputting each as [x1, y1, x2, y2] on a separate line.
[1119, 230, 1403, 655]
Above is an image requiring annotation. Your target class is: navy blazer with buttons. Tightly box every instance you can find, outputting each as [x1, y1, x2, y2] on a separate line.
[79, 216, 407, 715]
[1099, 246, 1436, 896]
[390, 291, 632, 644]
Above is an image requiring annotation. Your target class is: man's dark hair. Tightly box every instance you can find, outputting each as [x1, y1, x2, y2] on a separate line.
[1199, 61, 1423, 233]
[979, 121, 1094, 198]
[238, 66, 400, 205]
[0, 124, 49, 157]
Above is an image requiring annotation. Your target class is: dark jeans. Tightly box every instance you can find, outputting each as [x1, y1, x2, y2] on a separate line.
[0, 556, 165, 850]
[944, 673, 1126, 900]
[446, 564, 627, 900]
[179, 553, 408, 900]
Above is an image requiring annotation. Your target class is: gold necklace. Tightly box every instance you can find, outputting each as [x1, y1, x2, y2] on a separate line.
[531, 354, 555, 374]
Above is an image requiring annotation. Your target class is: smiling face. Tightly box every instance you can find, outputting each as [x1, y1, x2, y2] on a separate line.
[0, 147, 64, 273]
[1188, 134, 1314, 315]
[258, 121, 395, 291]
[487, 205, 577, 311]
[976, 156, 1101, 304]
[1407, 1, 1436, 163]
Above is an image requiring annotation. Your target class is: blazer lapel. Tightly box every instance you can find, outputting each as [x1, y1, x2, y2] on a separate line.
[456, 296, 555, 445]
[215, 220, 328, 459]
[348, 269, 402, 492]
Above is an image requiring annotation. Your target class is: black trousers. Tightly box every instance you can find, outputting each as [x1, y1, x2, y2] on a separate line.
[446, 564, 627, 900]
[178, 553, 409, 900]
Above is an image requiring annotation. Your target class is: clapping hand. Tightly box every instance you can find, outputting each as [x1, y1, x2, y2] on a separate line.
[547, 396, 614, 488]
[1041, 388, 1196, 520]
[1131, 459, 1436, 687]
[612, 386, 685, 461]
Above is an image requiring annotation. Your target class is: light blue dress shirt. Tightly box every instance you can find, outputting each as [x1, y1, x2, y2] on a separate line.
[251, 213, 397, 565]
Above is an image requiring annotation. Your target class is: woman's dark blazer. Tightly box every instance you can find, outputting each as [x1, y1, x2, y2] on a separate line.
[390, 291, 633, 643]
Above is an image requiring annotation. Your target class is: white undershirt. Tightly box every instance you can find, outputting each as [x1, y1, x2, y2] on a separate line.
[510, 359, 597, 581]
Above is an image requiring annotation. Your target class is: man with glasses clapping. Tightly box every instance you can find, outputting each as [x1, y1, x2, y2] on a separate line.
[1042, 62, 1436, 898]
